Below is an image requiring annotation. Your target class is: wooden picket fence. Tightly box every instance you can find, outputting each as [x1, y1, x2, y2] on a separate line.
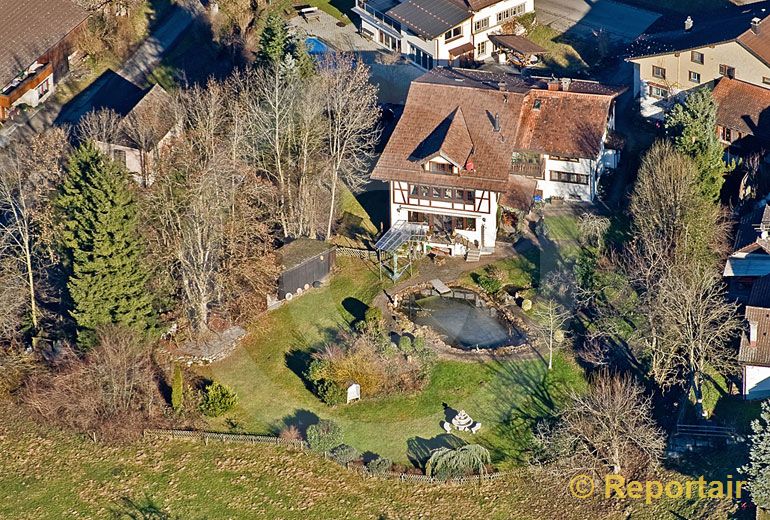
[146, 428, 510, 486]
[143, 429, 307, 450]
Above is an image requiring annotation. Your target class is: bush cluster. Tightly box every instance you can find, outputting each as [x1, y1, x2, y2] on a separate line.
[199, 382, 238, 417]
[306, 419, 344, 453]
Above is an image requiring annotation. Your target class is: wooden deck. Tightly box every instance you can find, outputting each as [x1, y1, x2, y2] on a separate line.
[430, 279, 451, 295]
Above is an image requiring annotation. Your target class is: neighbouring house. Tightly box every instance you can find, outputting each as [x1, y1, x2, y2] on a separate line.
[92, 84, 177, 184]
[724, 205, 770, 302]
[0, 0, 89, 121]
[711, 76, 770, 159]
[739, 273, 770, 399]
[371, 67, 623, 260]
[352, 0, 534, 69]
[626, 9, 770, 119]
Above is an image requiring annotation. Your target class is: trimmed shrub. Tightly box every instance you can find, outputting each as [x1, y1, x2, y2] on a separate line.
[306, 419, 343, 453]
[364, 306, 382, 327]
[521, 299, 533, 312]
[397, 335, 413, 354]
[317, 380, 346, 406]
[171, 365, 183, 413]
[329, 443, 360, 465]
[199, 382, 238, 417]
[412, 336, 426, 353]
[366, 457, 392, 475]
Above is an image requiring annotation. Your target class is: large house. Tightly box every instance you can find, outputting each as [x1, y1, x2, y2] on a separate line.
[739, 273, 770, 399]
[352, 0, 534, 68]
[0, 0, 89, 121]
[627, 10, 770, 120]
[371, 68, 623, 258]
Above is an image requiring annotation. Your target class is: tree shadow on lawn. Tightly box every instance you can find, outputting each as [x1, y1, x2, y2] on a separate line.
[284, 327, 349, 393]
[406, 433, 466, 470]
[481, 357, 573, 463]
[342, 297, 368, 324]
[268, 408, 320, 437]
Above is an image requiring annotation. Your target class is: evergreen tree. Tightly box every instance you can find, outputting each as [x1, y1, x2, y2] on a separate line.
[256, 14, 314, 77]
[58, 142, 154, 347]
[665, 88, 732, 201]
[171, 365, 184, 413]
[742, 400, 770, 510]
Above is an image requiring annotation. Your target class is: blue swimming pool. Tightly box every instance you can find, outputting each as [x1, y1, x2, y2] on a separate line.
[306, 36, 329, 55]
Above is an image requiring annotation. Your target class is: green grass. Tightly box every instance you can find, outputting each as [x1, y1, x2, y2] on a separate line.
[2, 403, 735, 520]
[526, 25, 589, 75]
[203, 256, 585, 465]
[307, 0, 353, 23]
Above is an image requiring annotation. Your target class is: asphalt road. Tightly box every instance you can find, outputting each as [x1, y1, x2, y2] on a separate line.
[536, 0, 661, 41]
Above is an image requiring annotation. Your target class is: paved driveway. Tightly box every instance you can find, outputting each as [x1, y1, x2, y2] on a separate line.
[536, 0, 660, 41]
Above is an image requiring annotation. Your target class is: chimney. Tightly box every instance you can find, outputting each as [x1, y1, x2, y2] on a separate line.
[560, 77, 572, 92]
[497, 81, 507, 91]
[750, 320, 758, 343]
[493, 112, 500, 132]
[547, 80, 560, 91]
[752, 17, 762, 34]
[684, 16, 693, 32]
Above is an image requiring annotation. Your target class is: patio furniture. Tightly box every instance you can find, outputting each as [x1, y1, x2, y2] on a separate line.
[451, 410, 474, 432]
[442, 421, 452, 434]
[471, 422, 481, 434]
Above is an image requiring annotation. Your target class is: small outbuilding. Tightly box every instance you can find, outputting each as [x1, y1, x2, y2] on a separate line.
[276, 239, 336, 301]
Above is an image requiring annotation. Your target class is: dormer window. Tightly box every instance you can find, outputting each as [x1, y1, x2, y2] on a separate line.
[533, 99, 542, 110]
[427, 161, 455, 174]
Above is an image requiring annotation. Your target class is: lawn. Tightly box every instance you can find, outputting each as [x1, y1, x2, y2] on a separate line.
[202, 255, 585, 466]
[2, 403, 736, 520]
[526, 24, 590, 76]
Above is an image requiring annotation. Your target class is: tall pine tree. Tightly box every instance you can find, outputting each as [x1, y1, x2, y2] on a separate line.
[255, 14, 314, 77]
[665, 88, 732, 201]
[58, 142, 154, 347]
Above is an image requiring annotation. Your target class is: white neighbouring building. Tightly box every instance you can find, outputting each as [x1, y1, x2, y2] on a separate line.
[371, 68, 623, 258]
[352, 0, 534, 68]
[739, 274, 770, 399]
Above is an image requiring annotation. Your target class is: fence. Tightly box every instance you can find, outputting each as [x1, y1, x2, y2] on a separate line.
[143, 429, 307, 450]
[335, 246, 375, 260]
[146, 428, 510, 486]
[675, 423, 737, 439]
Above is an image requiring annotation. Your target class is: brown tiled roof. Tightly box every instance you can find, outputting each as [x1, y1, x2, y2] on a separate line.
[500, 175, 537, 210]
[0, 0, 88, 87]
[737, 16, 770, 68]
[712, 77, 770, 142]
[488, 34, 547, 55]
[448, 42, 474, 58]
[372, 68, 621, 193]
[413, 106, 474, 167]
[739, 274, 770, 366]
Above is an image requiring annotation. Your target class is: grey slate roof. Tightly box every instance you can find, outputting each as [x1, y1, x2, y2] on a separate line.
[626, 5, 770, 61]
[386, 0, 470, 39]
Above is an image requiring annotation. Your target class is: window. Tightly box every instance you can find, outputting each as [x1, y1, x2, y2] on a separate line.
[688, 70, 701, 83]
[719, 64, 735, 78]
[408, 185, 474, 204]
[496, 3, 525, 24]
[533, 99, 542, 110]
[691, 50, 704, 64]
[549, 156, 579, 162]
[719, 126, 733, 142]
[550, 170, 589, 185]
[652, 65, 666, 79]
[112, 149, 127, 167]
[428, 161, 453, 174]
[444, 26, 462, 42]
[474, 17, 489, 32]
[409, 44, 434, 70]
[37, 78, 50, 97]
[454, 217, 476, 231]
[476, 41, 487, 57]
[649, 85, 668, 99]
[379, 32, 400, 52]
[764, 77, 770, 85]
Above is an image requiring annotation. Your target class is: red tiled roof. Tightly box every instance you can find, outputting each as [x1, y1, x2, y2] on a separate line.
[372, 68, 621, 193]
[712, 77, 770, 142]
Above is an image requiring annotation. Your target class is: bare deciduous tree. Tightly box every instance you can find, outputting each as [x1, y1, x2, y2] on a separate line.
[530, 299, 571, 370]
[318, 54, 380, 239]
[534, 372, 665, 480]
[650, 266, 741, 416]
[76, 107, 122, 145]
[0, 129, 68, 340]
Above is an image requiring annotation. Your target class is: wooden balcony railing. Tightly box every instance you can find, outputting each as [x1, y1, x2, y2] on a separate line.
[510, 160, 544, 178]
[0, 62, 53, 108]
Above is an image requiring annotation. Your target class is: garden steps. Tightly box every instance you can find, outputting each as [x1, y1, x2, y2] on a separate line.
[466, 248, 481, 262]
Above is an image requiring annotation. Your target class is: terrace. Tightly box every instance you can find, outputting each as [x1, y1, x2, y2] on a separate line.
[0, 62, 53, 116]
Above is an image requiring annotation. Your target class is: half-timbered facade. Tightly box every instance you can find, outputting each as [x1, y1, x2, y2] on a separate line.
[372, 68, 623, 257]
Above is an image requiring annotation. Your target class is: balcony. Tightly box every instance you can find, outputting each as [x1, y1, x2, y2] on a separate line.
[0, 62, 53, 108]
[510, 151, 544, 178]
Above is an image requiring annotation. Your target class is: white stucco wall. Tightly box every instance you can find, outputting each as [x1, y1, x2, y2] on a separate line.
[538, 156, 598, 201]
[744, 364, 770, 399]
